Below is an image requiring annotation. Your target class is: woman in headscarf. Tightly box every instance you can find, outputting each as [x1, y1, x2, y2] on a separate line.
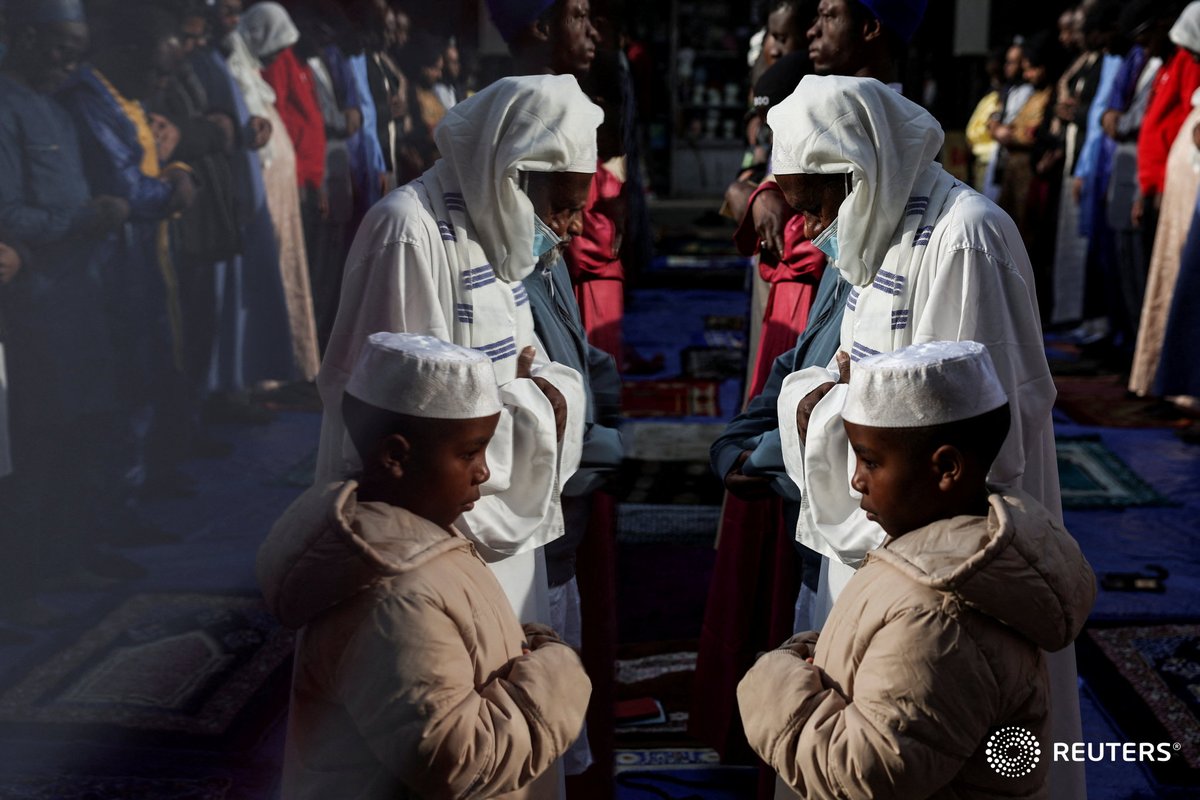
[1129, 3, 1200, 398]
[316, 74, 601, 627]
[765, 75, 1085, 800]
[232, 1, 321, 382]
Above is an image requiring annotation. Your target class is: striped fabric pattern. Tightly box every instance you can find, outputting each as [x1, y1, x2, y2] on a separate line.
[913, 226, 934, 247]
[890, 309, 911, 331]
[850, 340, 882, 363]
[847, 287, 861, 312]
[904, 196, 929, 217]
[476, 336, 518, 362]
[437, 219, 457, 242]
[455, 302, 474, 323]
[443, 192, 466, 212]
[462, 264, 496, 290]
[872, 269, 906, 296]
[511, 283, 529, 307]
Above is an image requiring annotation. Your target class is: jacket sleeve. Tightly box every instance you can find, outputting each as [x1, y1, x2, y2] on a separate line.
[710, 342, 796, 480]
[336, 592, 591, 800]
[737, 608, 1001, 799]
[67, 88, 176, 221]
[0, 108, 94, 245]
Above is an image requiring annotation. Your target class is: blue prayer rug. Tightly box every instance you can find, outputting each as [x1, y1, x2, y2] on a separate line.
[1057, 436, 1174, 510]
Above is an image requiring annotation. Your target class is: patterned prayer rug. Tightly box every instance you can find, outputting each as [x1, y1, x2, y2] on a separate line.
[610, 460, 724, 507]
[1054, 375, 1195, 428]
[1078, 622, 1200, 786]
[1057, 436, 1173, 510]
[0, 775, 231, 799]
[615, 757, 757, 799]
[0, 593, 293, 739]
[622, 380, 722, 418]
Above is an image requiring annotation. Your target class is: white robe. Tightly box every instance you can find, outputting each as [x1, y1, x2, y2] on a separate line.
[770, 75, 1083, 800]
[315, 75, 601, 623]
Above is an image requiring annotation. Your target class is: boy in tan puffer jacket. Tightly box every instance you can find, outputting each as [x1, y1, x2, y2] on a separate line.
[257, 332, 591, 799]
[738, 341, 1096, 799]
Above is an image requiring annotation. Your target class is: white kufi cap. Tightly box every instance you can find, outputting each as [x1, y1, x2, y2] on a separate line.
[843, 341, 1007, 428]
[345, 332, 504, 419]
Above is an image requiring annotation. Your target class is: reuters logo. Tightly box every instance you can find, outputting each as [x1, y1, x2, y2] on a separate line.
[986, 726, 1041, 778]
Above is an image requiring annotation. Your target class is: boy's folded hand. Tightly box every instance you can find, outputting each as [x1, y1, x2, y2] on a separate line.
[521, 622, 565, 652]
[777, 631, 820, 661]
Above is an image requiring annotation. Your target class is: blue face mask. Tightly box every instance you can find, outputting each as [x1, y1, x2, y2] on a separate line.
[532, 214, 561, 261]
[811, 217, 839, 263]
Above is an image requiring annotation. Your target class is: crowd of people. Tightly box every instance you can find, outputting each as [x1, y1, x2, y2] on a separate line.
[967, 0, 1200, 406]
[0, 0, 1189, 797]
[0, 0, 527, 626]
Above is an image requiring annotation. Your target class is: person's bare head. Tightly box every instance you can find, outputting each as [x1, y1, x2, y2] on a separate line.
[805, 0, 918, 82]
[500, 0, 600, 78]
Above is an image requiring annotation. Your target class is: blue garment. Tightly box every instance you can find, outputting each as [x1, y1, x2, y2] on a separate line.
[1155, 196, 1200, 398]
[523, 253, 622, 585]
[709, 265, 850, 489]
[523, 255, 623, 493]
[1107, 46, 1148, 115]
[189, 45, 294, 389]
[0, 72, 116, 427]
[335, 49, 387, 209]
[1075, 54, 1121, 240]
[57, 66, 176, 409]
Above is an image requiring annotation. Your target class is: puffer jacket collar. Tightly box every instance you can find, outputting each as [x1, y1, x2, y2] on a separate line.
[257, 481, 472, 629]
[871, 489, 1095, 652]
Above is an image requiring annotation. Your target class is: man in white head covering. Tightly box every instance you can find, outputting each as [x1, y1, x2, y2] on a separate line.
[317, 74, 602, 627]
[260, 332, 591, 800]
[738, 340, 1094, 799]
[767, 74, 1085, 800]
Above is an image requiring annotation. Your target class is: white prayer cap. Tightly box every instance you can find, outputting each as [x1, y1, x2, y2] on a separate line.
[344, 333, 503, 420]
[842, 341, 1007, 428]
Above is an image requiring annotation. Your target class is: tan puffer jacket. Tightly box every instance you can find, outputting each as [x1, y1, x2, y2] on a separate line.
[738, 489, 1096, 799]
[257, 481, 591, 800]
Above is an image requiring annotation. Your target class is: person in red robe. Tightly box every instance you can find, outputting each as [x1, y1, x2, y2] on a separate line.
[733, 182, 825, 398]
[255, 10, 326, 196]
[566, 51, 627, 365]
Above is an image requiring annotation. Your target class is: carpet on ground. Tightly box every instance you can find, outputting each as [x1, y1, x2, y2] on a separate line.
[1076, 621, 1200, 787]
[618, 504, 719, 546]
[0, 593, 293, 741]
[610, 460, 724, 506]
[0, 775, 231, 800]
[1054, 375, 1195, 428]
[613, 648, 752, 798]
[623, 380, 722, 418]
[1057, 436, 1174, 510]
[614, 642, 700, 749]
[615, 765, 758, 800]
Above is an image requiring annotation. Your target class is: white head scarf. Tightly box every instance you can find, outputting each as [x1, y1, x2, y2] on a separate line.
[239, 1, 300, 60]
[768, 75, 944, 287]
[1170, 2, 1200, 53]
[432, 74, 601, 283]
